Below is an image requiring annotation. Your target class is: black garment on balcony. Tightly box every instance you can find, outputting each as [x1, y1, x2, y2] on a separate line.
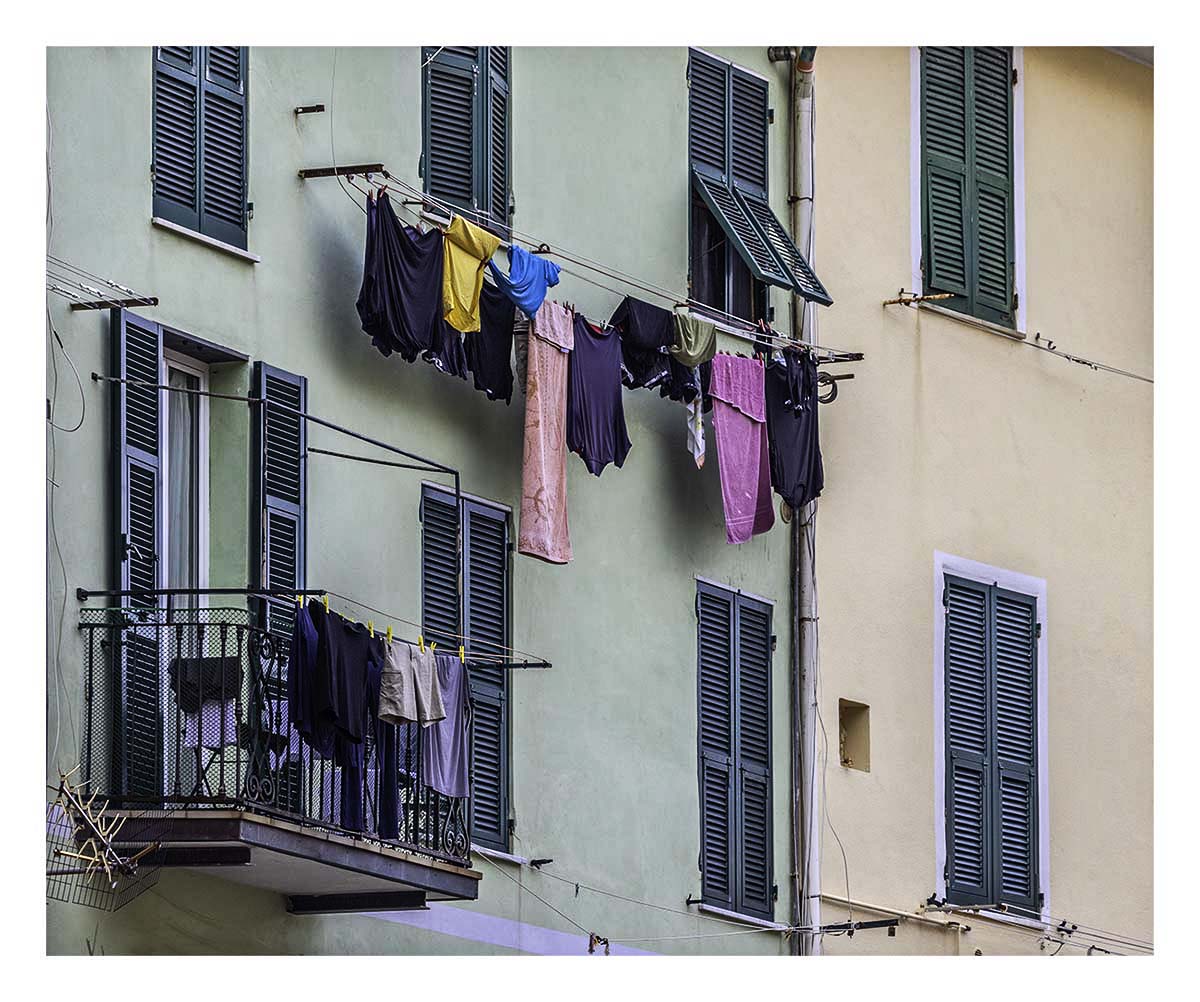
[314, 610, 373, 745]
[464, 279, 517, 403]
[566, 314, 631, 476]
[295, 601, 337, 758]
[763, 351, 824, 509]
[610, 296, 673, 390]
[331, 624, 387, 834]
[356, 193, 442, 363]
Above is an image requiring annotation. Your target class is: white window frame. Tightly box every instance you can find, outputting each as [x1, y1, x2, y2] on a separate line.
[909, 46, 1027, 333]
[932, 549, 1049, 928]
[161, 349, 211, 603]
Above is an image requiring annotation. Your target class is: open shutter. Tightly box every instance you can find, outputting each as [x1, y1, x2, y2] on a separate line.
[252, 363, 307, 667]
[110, 310, 165, 798]
[738, 190, 834, 306]
[199, 46, 249, 249]
[692, 168, 792, 289]
[735, 596, 773, 919]
[944, 575, 992, 905]
[463, 498, 510, 850]
[993, 588, 1038, 913]
[153, 47, 201, 233]
[485, 47, 511, 232]
[424, 48, 479, 214]
[971, 47, 1014, 323]
[697, 582, 736, 910]
[921, 47, 971, 300]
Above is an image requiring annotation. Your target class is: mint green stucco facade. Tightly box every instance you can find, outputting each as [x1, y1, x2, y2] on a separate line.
[46, 45, 800, 955]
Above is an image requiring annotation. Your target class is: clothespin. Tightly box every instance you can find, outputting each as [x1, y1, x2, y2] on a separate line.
[430, 643, 437, 655]
[386, 625, 393, 644]
[418, 634, 425, 653]
[322, 594, 329, 613]
[459, 644, 466, 664]
[368, 620, 375, 639]
[296, 594, 303, 607]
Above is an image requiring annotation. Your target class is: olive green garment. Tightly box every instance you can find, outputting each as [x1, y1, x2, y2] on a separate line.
[670, 313, 717, 367]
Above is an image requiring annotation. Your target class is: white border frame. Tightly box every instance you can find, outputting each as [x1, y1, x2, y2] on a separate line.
[162, 349, 211, 600]
[932, 549, 1050, 927]
[909, 47, 1026, 333]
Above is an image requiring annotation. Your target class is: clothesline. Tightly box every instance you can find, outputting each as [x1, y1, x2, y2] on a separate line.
[334, 167, 863, 364]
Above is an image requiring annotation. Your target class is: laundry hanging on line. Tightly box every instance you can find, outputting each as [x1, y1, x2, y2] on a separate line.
[489, 243, 561, 318]
[709, 353, 775, 544]
[567, 312, 632, 477]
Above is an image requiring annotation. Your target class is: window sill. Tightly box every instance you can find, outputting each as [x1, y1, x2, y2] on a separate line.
[917, 302, 1027, 342]
[152, 217, 262, 264]
[694, 902, 789, 932]
[966, 907, 1050, 933]
[470, 844, 528, 867]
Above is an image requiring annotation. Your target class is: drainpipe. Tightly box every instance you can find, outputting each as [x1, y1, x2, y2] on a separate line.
[769, 43, 820, 958]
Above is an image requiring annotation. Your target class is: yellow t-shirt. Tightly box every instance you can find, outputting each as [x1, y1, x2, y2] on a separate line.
[442, 215, 503, 333]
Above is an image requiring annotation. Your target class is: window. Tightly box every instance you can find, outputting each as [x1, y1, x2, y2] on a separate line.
[920, 47, 1015, 326]
[686, 49, 830, 319]
[942, 572, 1041, 915]
[696, 580, 774, 920]
[421, 486, 511, 851]
[163, 351, 211, 614]
[153, 46, 249, 249]
[422, 47, 511, 234]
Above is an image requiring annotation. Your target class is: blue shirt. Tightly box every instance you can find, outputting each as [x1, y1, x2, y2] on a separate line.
[488, 244, 561, 318]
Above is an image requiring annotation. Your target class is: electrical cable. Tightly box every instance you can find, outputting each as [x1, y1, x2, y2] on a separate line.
[473, 849, 591, 935]
[328, 48, 367, 218]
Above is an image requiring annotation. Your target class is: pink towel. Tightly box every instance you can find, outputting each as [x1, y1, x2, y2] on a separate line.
[709, 354, 775, 544]
[518, 301, 573, 563]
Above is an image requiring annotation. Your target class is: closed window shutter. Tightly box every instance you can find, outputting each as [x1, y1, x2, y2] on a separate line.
[697, 583, 736, 910]
[252, 363, 307, 665]
[993, 588, 1038, 912]
[153, 47, 201, 232]
[424, 48, 479, 213]
[735, 596, 773, 919]
[922, 47, 1014, 324]
[485, 47, 511, 231]
[730, 69, 767, 195]
[688, 50, 728, 181]
[971, 47, 1014, 321]
[199, 46, 249, 249]
[944, 576, 992, 904]
[110, 309, 165, 797]
[421, 488, 512, 851]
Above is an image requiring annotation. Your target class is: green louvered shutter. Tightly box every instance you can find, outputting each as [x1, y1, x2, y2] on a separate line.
[697, 582, 736, 910]
[972, 47, 1015, 322]
[922, 47, 1014, 325]
[944, 575, 992, 905]
[735, 595, 774, 919]
[921, 47, 971, 302]
[153, 47, 201, 233]
[110, 310, 165, 798]
[251, 363, 307, 661]
[688, 49, 728, 181]
[730, 68, 767, 196]
[485, 47, 511, 233]
[420, 488, 462, 646]
[424, 48, 478, 214]
[993, 588, 1038, 913]
[463, 498, 510, 850]
[199, 46, 249, 249]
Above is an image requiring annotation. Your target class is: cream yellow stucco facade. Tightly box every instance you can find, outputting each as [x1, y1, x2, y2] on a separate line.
[811, 46, 1152, 955]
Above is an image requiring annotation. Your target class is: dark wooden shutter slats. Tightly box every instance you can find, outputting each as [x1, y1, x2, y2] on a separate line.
[730, 70, 767, 194]
[697, 582, 774, 920]
[110, 310, 165, 797]
[738, 190, 834, 306]
[691, 168, 790, 289]
[945, 575, 1038, 911]
[421, 487, 510, 851]
[252, 363, 306, 657]
[689, 50, 728, 180]
[425, 46, 510, 229]
[922, 46, 1014, 323]
[154, 46, 247, 248]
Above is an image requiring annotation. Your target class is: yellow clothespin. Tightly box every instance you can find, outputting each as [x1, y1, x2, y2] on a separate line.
[459, 645, 465, 664]
[386, 625, 393, 645]
[368, 620, 375, 638]
[296, 594, 303, 607]
[430, 643, 437, 655]
[418, 634, 425, 653]
[322, 594, 329, 613]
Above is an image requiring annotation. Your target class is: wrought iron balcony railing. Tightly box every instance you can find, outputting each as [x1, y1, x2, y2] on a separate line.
[77, 602, 470, 865]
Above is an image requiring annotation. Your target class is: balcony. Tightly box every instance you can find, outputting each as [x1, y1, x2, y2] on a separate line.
[76, 601, 480, 912]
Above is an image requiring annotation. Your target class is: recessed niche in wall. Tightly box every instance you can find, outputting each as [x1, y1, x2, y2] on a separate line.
[838, 699, 870, 773]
